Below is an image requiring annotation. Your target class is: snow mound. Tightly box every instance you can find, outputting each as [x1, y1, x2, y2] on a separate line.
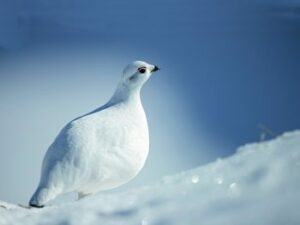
[1, 131, 300, 225]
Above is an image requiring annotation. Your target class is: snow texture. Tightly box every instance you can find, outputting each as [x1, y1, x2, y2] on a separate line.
[1, 130, 300, 225]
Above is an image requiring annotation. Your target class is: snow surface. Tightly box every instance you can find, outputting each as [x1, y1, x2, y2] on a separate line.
[1, 130, 300, 225]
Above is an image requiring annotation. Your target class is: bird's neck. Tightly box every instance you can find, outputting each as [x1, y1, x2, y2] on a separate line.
[109, 82, 142, 105]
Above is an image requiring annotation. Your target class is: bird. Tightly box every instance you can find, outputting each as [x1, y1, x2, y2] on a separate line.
[29, 60, 160, 208]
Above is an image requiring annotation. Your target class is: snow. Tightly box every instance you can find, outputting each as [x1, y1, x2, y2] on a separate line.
[1, 130, 300, 225]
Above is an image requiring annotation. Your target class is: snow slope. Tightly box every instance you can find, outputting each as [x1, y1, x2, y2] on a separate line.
[1, 130, 300, 225]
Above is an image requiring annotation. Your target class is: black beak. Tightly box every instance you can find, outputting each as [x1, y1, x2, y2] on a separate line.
[152, 65, 160, 72]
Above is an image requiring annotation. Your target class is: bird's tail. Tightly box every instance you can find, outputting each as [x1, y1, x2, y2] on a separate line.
[29, 187, 58, 208]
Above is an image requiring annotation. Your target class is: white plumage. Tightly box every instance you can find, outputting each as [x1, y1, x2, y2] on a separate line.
[29, 61, 159, 207]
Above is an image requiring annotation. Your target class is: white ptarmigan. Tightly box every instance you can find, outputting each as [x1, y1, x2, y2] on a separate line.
[29, 61, 160, 207]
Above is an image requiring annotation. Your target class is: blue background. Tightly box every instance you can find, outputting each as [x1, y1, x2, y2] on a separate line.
[0, 0, 299, 204]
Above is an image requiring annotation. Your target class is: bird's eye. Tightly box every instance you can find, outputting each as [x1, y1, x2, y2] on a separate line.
[138, 67, 146, 74]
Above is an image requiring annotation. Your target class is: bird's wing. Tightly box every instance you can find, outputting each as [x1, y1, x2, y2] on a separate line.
[38, 106, 123, 188]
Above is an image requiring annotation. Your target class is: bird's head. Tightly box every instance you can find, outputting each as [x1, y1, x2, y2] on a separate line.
[109, 61, 160, 103]
[121, 61, 160, 88]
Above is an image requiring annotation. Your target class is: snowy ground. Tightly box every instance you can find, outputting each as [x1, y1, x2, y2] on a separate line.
[1, 130, 300, 225]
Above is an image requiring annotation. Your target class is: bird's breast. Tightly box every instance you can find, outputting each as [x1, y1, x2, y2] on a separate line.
[92, 103, 149, 171]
